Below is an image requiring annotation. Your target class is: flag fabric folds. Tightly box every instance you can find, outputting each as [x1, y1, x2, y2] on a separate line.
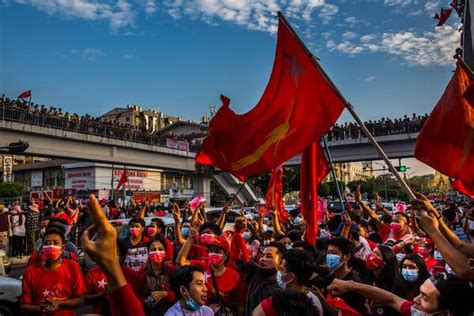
[433, 8, 452, 27]
[300, 142, 330, 245]
[116, 169, 128, 190]
[415, 64, 474, 198]
[451, 179, 474, 199]
[17, 90, 31, 99]
[265, 165, 288, 224]
[195, 16, 345, 179]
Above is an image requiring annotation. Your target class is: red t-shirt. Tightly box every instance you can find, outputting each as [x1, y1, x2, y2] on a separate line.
[189, 260, 246, 306]
[378, 223, 391, 242]
[86, 265, 136, 314]
[21, 259, 86, 316]
[52, 212, 72, 226]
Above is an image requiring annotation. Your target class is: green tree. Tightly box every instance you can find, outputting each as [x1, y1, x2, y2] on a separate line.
[318, 182, 330, 196]
[0, 181, 25, 198]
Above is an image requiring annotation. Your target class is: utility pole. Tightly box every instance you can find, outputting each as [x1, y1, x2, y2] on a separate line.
[111, 163, 114, 200]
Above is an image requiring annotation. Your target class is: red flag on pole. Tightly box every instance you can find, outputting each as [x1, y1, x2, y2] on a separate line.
[17, 90, 31, 99]
[433, 8, 452, 27]
[451, 179, 474, 199]
[195, 16, 345, 179]
[415, 64, 474, 195]
[265, 165, 288, 224]
[116, 169, 128, 190]
[300, 142, 330, 245]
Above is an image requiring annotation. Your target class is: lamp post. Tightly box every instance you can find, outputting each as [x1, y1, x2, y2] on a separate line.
[374, 161, 388, 202]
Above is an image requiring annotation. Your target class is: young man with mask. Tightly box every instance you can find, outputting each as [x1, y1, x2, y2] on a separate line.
[243, 241, 285, 316]
[325, 237, 366, 315]
[328, 274, 474, 316]
[165, 265, 213, 316]
[20, 227, 86, 315]
[147, 217, 174, 260]
[277, 248, 324, 315]
[119, 217, 150, 271]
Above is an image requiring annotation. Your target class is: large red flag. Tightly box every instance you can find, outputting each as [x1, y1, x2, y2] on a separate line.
[300, 142, 330, 245]
[17, 90, 31, 99]
[451, 179, 474, 199]
[116, 169, 128, 190]
[195, 16, 345, 179]
[415, 64, 474, 195]
[265, 165, 288, 224]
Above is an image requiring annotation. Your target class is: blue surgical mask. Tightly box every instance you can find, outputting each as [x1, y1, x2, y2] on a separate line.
[401, 268, 418, 282]
[276, 271, 287, 289]
[294, 216, 302, 225]
[326, 254, 341, 269]
[410, 305, 442, 316]
[243, 231, 251, 240]
[181, 227, 190, 238]
[182, 288, 200, 311]
[434, 250, 443, 262]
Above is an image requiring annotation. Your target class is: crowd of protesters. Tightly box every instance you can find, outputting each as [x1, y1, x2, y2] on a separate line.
[0, 185, 472, 315]
[0, 95, 200, 151]
[1, 94, 429, 149]
[327, 114, 429, 141]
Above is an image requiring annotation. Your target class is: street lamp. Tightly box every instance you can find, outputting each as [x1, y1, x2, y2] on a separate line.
[0, 141, 29, 154]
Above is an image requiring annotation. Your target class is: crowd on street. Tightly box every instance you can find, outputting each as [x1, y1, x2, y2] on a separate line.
[0, 187, 473, 316]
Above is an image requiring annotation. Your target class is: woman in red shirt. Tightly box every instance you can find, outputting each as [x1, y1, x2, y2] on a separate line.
[21, 227, 86, 315]
[176, 230, 246, 315]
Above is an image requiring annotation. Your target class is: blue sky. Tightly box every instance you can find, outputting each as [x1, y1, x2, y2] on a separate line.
[1, 0, 461, 125]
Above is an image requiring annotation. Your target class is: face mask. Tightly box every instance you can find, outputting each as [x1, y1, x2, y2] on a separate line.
[276, 271, 288, 289]
[263, 239, 272, 246]
[129, 227, 141, 238]
[243, 231, 251, 240]
[365, 253, 384, 270]
[42, 245, 62, 261]
[434, 250, 443, 261]
[401, 268, 418, 282]
[148, 250, 166, 264]
[390, 222, 402, 233]
[294, 216, 303, 225]
[181, 227, 190, 237]
[410, 305, 443, 316]
[416, 247, 428, 258]
[326, 254, 341, 270]
[208, 253, 225, 266]
[285, 244, 292, 250]
[147, 227, 157, 236]
[199, 233, 214, 244]
[396, 253, 405, 263]
[183, 288, 201, 311]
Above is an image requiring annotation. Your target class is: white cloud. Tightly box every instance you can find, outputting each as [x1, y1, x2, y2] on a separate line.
[342, 31, 356, 40]
[318, 3, 338, 24]
[326, 25, 460, 66]
[364, 75, 375, 82]
[13, 0, 135, 31]
[139, 0, 157, 15]
[345, 16, 358, 26]
[424, 1, 439, 13]
[71, 48, 105, 62]
[384, 0, 414, 7]
[407, 9, 423, 16]
[122, 53, 137, 59]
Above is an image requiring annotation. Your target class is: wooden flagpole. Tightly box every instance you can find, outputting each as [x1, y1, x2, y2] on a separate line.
[277, 11, 416, 200]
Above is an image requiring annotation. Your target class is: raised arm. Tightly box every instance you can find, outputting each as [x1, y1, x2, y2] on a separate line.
[175, 228, 196, 266]
[355, 187, 382, 228]
[137, 199, 148, 220]
[328, 279, 406, 312]
[217, 205, 230, 230]
[172, 203, 186, 245]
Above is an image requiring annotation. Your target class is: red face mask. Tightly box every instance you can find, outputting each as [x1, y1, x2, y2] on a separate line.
[390, 222, 402, 233]
[42, 245, 62, 261]
[148, 250, 166, 264]
[130, 228, 141, 238]
[147, 227, 157, 236]
[208, 253, 225, 266]
[416, 247, 428, 258]
[199, 233, 215, 245]
[365, 253, 384, 270]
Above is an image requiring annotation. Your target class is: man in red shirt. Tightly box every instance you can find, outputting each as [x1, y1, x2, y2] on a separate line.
[20, 227, 86, 315]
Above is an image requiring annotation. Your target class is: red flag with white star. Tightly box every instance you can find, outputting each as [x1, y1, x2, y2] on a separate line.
[196, 16, 345, 178]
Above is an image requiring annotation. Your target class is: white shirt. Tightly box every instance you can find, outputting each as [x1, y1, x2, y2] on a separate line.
[307, 291, 324, 316]
[164, 301, 214, 316]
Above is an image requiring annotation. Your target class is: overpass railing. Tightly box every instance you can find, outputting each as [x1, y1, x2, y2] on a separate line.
[0, 105, 201, 153]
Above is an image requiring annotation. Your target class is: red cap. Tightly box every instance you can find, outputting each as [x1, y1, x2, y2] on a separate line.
[201, 235, 230, 253]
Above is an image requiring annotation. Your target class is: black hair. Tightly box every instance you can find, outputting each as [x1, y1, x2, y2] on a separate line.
[48, 217, 68, 227]
[266, 241, 286, 260]
[263, 230, 275, 239]
[270, 288, 320, 316]
[286, 229, 303, 242]
[327, 237, 354, 256]
[170, 265, 204, 299]
[148, 234, 168, 252]
[292, 241, 318, 262]
[199, 222, 222, 235]
[400, 253, 430, 292]
[283, 249, 314, 284]
[43, 227, 65, 243]
[433, 274, 474, 315]
[129, 217, 146, 228]
[374, 244, 406, 297]
[151, 218, 165, 230]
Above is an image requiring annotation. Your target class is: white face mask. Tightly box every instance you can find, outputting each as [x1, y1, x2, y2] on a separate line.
[410, 305, 444, 316]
